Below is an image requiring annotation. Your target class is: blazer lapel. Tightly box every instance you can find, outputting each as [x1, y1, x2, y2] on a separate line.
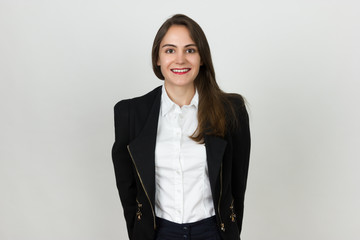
[205, 135, 227, 198]
[128, 90, 161, 208]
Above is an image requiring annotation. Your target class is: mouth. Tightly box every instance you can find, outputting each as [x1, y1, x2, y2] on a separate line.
[171, 68, 191, 75]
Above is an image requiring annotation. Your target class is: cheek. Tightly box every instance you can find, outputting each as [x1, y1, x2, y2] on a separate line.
[193, 59, 202, 68]
[158, 55, 172, 67]
[159, 65, 170, 77]
[189, 55, 201, 67]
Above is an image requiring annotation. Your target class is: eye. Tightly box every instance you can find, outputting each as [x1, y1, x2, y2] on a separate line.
[186, 48, 196, 53]
[165, 49, 175, 54]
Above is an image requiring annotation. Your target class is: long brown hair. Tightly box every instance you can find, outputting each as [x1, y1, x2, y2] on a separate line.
[152, 14, 240, 142]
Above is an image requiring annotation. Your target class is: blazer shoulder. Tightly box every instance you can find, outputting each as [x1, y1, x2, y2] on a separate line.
[226, 93, 245, 107]
[224, 93, 250, 132]
[225, 93, 247, 115]
[114, 86, 162, 112]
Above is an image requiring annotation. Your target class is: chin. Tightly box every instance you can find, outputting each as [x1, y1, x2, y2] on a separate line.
[167, 80, 195, 87]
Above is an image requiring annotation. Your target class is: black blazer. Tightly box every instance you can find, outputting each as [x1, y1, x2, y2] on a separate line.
[112, 86, 251, 240]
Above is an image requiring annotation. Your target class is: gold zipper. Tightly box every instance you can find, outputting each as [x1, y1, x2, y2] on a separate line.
[230, 199, 236, 222]
[218, 162, 225, 232]
[136, 198, 142, 221]
[127, 145, 156, 230]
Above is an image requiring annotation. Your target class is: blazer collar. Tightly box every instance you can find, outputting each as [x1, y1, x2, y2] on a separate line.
[204, 135, 227, 199]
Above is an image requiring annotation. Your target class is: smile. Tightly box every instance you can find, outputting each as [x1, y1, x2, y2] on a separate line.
[171, 68, 191, 74]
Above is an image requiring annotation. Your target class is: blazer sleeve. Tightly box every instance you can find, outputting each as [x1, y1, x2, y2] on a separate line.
[112, 100, 137, 238]
[231, 97, 251, 232]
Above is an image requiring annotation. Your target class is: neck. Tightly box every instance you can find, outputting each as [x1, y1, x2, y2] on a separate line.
[164, 82, 195, 107]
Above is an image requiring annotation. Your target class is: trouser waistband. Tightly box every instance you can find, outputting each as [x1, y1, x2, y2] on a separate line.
[155, 216, 221, 240]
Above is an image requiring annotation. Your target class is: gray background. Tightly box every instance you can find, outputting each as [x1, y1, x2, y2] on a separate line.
[1, 0, 359, 239]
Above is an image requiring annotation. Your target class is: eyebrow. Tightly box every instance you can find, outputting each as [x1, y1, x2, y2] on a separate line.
[161, 44, 197, 48]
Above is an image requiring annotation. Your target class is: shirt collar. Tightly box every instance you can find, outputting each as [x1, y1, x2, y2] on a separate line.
[160, 85, 199, 117]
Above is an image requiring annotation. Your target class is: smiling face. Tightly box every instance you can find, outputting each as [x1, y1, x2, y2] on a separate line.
[157, 25, 202, 89]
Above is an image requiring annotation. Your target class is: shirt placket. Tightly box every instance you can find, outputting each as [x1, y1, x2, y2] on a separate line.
[173, 108, 183, 223]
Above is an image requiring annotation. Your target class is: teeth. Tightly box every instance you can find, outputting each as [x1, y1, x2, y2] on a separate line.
[172, 69, 190, 73]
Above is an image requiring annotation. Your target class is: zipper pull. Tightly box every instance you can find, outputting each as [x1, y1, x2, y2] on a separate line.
[230, 212, 236, 222]
[136, 201, 142, 221]
[230, 201, 236, 222]
[136, 210, 142, 221]
[220, 223, 225, 232]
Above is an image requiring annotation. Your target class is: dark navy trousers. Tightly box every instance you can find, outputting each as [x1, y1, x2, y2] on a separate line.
[155, 216, 222, 240]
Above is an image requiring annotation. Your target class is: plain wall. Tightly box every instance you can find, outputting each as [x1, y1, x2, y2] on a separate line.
[1, 0, 359, 239]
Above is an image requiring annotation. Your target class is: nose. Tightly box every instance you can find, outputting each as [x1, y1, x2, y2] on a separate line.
[175, 51, 185, 64]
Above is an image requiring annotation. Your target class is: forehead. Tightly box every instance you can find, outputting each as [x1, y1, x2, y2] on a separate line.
[161, 25, 195, 45]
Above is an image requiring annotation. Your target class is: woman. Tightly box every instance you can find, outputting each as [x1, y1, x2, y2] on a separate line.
[112, 14, 251, 240]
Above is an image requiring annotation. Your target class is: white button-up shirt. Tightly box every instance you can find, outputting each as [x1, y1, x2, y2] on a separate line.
[154, 85, 215, 224]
